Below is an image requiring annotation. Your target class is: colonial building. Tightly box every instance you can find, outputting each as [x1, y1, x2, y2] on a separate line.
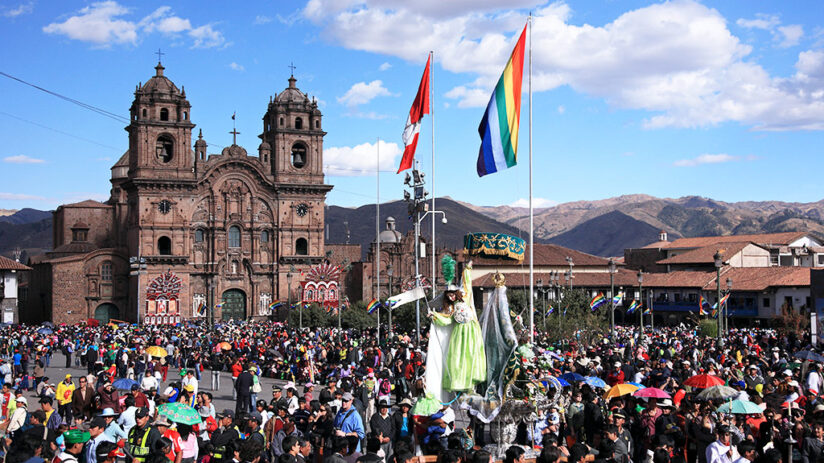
[1, 255, 29, 324]
[26, 63, 332, 325]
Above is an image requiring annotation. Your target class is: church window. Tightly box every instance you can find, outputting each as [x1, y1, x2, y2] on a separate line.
[158, 236, 172, 255]
[160, 108, 169, 121]
[280, 117, 284, 126]
[183, 111, 188, 120]
[195, 229, 204, 243]
[72, 229, 88, 242]
[231, 260, 238, 274]
[261, 230, 269, 243]
[295, 237, 308, 256]
[295, 117, 303, 129]
[315, 120, 320, 129]
[156, 135, 174, 163]
[142, 108, 147, 118]
[101, 262, 112, 281]
[229, 226, 241, 248]
[291, 142, 307, 169]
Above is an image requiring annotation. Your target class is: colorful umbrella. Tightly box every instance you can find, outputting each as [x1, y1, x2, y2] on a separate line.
[626, 382, 646, 389]
[684, 374, 725, 389]
[716, 399, 763, 415]
[37, 327, 53, 335]
[145, 346, 167, 357]
[112, 378, 139, 390]
[696, 385, 738, 401]
[794, 351, 824, 363]
[633, 387, 671, 399]
[604, 383, 640, 400]
[584, 376, 607, 389]
[560, 372, 586, 383]
[218, 342, 232, 351]
[157, 402, 202, 425]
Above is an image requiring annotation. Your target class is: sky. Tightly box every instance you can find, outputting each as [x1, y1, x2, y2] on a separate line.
[0, 0, 823, 211]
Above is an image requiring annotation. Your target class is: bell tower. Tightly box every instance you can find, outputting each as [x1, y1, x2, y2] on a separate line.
[126, 62, 195, 180]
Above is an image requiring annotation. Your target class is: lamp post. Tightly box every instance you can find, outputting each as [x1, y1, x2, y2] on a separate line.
[287, 266, 296, 329]
[387, 264, 394, 337]
[608, 258, 617, 339]
[714, 250, 723, 340]
[566, 257, 574, 290]
[637, 270, 644, 343]
[537, 278, 544, 331]
[726, 277, 733, 335]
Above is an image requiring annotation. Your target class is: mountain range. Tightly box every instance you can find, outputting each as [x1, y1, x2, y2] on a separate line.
[2, 194, 823, 260]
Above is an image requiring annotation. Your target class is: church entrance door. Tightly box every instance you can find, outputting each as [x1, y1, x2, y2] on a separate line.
[221, 289, 246, 320]
[94, 303, 119, 324]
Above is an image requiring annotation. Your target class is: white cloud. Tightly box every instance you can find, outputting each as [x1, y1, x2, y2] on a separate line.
[3, 2, 33, 18]
[43, 2, 226, 48]
[0, 192, 46, 201]
[324, 140, 402, 176]
[737, 14, 780, 31]
[379, 62, 392, 71]
[308, 1, 824, 131]
[510, 198, 557, 208]
[229, 62, 245, 71]
[254, 15, 272, 25]
[557, 105, 565, 114]
[778, 25, 804, 48]
[3, 155, 45, 164]
[673, 153, 738, 167]
[337, 80, 395, 107]
[737, 13, 803, 49]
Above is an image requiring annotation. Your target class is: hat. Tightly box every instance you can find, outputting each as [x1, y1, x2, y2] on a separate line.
[184, 384, 195, 392]
[614, 362, 622, 368]
[218, 409, 235, 419]
[717, 425, 731, 434]
[64, 429, 91, 445]
[90, 416, 108, 429]
[378, 400, 390, 408]
[660, 399, 674, 408]
[305, 383, 314, 389]
[103, 381, 112, 388]
[613, 411, 627, 420]
[342, 392, 354, 402]
[96, 442, 126, 460]
[15, 397, 27, 405]
[131, 384, 140, 391]
[398, 398, 413, 408]
[783, 369, 793, 376]
[179, 369, 187, 377]
[154, 416, 173, 427]
[135, 407, 149, 419]
[65, 374, 72, 379]
[99, 408, 119, 417]
[272, 385, 282, 392]
[249, 411, 263, 423]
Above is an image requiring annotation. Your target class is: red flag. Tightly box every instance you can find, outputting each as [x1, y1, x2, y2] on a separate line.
[398, 55, 431, 173]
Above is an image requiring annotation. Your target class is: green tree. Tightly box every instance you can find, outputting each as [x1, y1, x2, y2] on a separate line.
[540, 289, 608, 344]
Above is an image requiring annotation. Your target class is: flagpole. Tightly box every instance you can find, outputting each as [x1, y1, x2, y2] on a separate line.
[430, 51, 436, 295]
[528, 13, 534, 345]
[376, 137, 381, 344]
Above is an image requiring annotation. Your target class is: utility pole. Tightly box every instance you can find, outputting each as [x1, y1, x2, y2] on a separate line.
[403, 163, 430, 345]
[637, 270, 644, 343]
[608, 258, 616, 338]
[714, 250, 723, 340]
[566, 257, 574, 290]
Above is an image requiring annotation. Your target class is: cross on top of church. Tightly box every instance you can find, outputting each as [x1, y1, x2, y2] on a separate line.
[155, 48, 165, 64]
[288, 62, 296, 77]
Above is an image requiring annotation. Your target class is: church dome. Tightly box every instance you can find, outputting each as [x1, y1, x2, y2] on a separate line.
[377, 216, 403, 244]
[275, 76, 309, 104]
[140, 63, 182, 96]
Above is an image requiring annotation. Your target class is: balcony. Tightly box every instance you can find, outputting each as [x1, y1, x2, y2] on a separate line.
[650, 301, 757, 317]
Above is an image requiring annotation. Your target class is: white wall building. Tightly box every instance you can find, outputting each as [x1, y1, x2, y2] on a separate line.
[0, 255, 30, 324]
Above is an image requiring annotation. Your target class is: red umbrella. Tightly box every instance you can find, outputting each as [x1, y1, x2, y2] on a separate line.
[684, 374, 725, 389]
[633, 387, 671, 399]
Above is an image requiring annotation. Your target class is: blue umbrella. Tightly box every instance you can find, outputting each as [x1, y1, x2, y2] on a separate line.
[112, 378, 139, 390]
[556, 377, 571, 387]
[627, 382, 646, 389]
[561, 372, 586, 383]
[584, 376, 607, 388]
[37, 327, 53, 335]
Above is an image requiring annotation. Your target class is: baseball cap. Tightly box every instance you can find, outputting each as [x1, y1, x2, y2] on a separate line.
[64, 429, 91, 445]
[135, 407, 149, 419]
[131, 384, 139, 391]
[249, 411, 263, 423]
[218, 409, 235, 419]
[90, 416, 108, 429]
[342, 392, 354, 402]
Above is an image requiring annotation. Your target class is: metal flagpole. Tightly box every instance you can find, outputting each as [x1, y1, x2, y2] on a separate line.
[528, 14, 534, 345]
[376, 137, 381, 344]
[430, 51, 436, 294]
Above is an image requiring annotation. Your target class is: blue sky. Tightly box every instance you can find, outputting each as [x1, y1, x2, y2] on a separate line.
[0, 0, 822, 211]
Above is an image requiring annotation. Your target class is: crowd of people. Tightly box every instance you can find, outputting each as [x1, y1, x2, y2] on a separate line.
[0, 319, 821, 463]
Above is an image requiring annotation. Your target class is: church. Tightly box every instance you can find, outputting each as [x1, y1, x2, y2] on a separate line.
[25, 62, 332, 325]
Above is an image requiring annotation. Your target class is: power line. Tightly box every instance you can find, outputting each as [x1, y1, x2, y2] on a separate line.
[0, 71, 129, 123]
[0, 111, 122, 152]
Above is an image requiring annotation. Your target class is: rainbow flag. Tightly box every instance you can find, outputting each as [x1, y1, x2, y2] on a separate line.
[589, 292, 606, 311]
[197, 302, 207, 316]
[546, 306, 555, 317]
[699, 295, 709, 315]
[612, 292, 624, 306]
[366, 299, 380, 314]
[476, 24, 527, 177]
[214, 302, 224, 309]
[626, 299, 640, 314]
[643, 305, 651, 315]
[711, 294, 730, 310]
[268, 300, 284, 311]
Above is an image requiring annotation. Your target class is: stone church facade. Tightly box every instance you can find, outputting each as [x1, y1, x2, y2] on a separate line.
[26, 63, 332, 325]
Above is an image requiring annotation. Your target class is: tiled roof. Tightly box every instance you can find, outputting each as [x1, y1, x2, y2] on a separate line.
[657, 242, 754, 265]
[642, 240, 671, 249]
[641, 271, 716, 288]
[702, 267, 810, 291]
[661, 232, 808, 249]
[471, 243, 613, 267]
[0, 255, 30, 271]
[473, 268, 639, 288]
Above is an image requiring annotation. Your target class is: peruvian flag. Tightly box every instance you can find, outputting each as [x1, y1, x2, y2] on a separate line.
[397, 55, 431, 173]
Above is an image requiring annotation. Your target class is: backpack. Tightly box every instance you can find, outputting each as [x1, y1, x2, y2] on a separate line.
[20, 411, 33, 432]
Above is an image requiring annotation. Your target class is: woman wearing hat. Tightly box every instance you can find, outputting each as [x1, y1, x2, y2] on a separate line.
[5, 396, 28, 437]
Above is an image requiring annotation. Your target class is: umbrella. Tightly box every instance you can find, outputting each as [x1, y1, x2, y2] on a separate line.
[604, 383, 640, 400]
[561, 372, 586, 383]
[717, 399, 763, 415]
[145, 346, 167, 357]
[157, 402, 202, 425]
[626, 382, 646, 389]
[584, 376, 607, 389]
[218, 342, 232, 351]
[794, 351, 824, 363]
[37, 327, 53, 335]
[684, 374, 725, 389]
[696, 385, 738, 401]
[633, 387, 671, 399]
[112, 378, 139, 390]
[41, 321, 55, 328]
[557, 378, 571, 387]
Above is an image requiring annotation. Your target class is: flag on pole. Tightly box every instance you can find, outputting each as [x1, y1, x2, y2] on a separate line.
[699, 295, 709, 315]
[268, 300, 284, 311]
[612, 292, 624, 306]
[626, 300, 640, 314]
[197, 302, 207, 316]
[546, 306, 555, 317]
[476, 24, 527, 177]
[589, 292, 606, 311]
[643, 305, 651, 315]
[231, 112, 235, 120]
[366, 299, 380, 314]
[397, 55, 431, 173]
[214, 302, 224, 309]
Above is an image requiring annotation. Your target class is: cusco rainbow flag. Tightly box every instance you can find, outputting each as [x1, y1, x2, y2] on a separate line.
[626, 299, 640, 314]
[476, 23, 527, 177]
[699, 295, 709, 315]
[366, 299, 380, 314]
[589, 292, 606, 311]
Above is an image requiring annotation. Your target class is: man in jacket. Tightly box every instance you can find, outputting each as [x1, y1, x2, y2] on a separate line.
[235, 365, 254, 415]
[56, 374, 76, 423]
[57, 429, 91, 463]
[72, 375, 96, 422]
[369, 400, 394, 457]
[126, 407, 160, 463]
[98, 381, 122, 413]
[211, 409, 241, 463]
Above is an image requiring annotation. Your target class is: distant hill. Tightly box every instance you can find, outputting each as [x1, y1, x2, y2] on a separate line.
[0, 208, 52, 225]
[0, 217, 52, 258]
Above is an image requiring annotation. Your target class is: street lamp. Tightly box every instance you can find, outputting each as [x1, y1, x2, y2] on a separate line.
[566, 257, 574, 290]
[287, 265, 296, 328]
[387, 264, 394, 337]
[726, 277, 733, 335]
[608, 258, 617, 339]
[537, 278, 544, 331]
[637, 270, 644, 342]
[714, 250, 723, 340]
